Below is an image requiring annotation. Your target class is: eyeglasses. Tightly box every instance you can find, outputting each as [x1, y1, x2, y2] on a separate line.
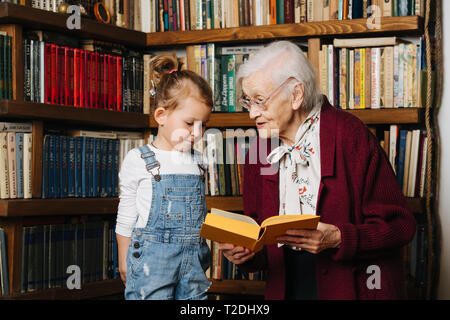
[238, 77, 296, 112]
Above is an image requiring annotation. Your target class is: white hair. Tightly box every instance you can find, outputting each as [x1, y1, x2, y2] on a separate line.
[236, 40, 323, 112]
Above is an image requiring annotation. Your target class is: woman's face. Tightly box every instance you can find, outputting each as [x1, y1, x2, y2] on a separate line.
[241, 70, 295, 140]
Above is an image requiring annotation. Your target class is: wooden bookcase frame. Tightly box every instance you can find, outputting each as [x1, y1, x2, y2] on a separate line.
[0, 2, 431, 299]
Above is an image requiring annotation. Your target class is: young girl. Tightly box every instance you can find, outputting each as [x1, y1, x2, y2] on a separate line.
[116, 53, 213, 300]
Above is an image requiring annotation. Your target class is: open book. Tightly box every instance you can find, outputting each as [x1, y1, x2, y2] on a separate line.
[199, 208, 320, 252]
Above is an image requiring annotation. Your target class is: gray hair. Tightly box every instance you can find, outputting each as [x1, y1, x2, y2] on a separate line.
[236, 40, 323, 112]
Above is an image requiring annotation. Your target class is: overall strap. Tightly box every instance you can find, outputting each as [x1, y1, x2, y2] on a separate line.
[137, 145, 160, 174]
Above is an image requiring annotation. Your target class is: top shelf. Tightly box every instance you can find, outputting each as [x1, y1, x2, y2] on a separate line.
[0, 2, 147, 47]
[146, 16, 423, 46]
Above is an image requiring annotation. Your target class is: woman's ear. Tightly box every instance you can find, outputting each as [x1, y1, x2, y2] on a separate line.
[292, 82, 305, 111]
[154, 107, 168, 127]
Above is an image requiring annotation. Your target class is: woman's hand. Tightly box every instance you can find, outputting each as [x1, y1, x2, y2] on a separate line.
[116, 233, 131, 286]
[219, 243, 255, 265]
[119, 259, 127, 285]
[276, 222, 342, 254]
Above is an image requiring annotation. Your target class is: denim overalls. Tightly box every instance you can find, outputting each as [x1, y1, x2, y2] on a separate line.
[124, 145, 211, 300]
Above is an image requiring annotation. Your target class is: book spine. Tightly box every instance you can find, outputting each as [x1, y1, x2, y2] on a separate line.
[7, 132, 17, 199]
[67, 136, 75, 197]
[0, 133, 9, 199]
[339, 48, 347, 109]
[348, 49, 354, 109]
[15, 133, 24, 199]
[370, 47, 381, 109]
[354, 49, 361, 109]
[227, 55, 236, 112]
[24, 39, 31, 101]
[384, 46, 394, 108]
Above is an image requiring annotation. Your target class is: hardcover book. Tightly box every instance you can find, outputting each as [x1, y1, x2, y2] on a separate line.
[200, 208, 320, 252]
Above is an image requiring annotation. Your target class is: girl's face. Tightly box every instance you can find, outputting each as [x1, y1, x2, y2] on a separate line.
[155, 95, 211, 152]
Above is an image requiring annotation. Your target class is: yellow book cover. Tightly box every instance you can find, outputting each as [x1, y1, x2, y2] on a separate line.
[200, 208, 320, 252]
[360, 48, 366, 109]
[354, 49, 361, 109]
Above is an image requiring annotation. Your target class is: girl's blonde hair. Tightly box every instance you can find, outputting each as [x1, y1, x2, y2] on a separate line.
[149, 53, 213, 111]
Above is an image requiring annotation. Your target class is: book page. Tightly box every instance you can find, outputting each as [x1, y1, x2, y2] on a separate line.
[260, 214, 318, 228]
[210, 208, 259, 226]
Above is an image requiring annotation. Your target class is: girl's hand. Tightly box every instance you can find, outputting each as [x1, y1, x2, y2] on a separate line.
[219, 243, 255, 265]
[119, 260, 127, 285]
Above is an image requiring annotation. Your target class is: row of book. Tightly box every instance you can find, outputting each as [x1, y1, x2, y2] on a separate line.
[79, 0, 425, 33]
[0, 32, 13, 100]
[0, 122, 33, 200]
[23, 37, 144, 113]
[320, 37, 428, 110]
[0, 228, 9, 296]
[41, 130, 147, 199]
[381, 126, 428, 198]
[206, 240, 266, 281]
[20, 218, 119, 293]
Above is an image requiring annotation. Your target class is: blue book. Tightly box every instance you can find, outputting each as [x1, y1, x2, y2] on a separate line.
[396, 130, 407, 189]
[112, 140, 119, 196]
[41, 136, 50, 199]
[92, 138, 101, 197]
[0, 228, 10, 296]
[81, 137, 88, 198]
[106, 139, 113, 197]
[100, 139, 107, 197]
[48, 136, 55, 198]
[352, 0, 363, 19]
[54, 136, 60, 199]
[338, 0, 344, 20]
[60, 136, 68, 198]
[15, 132, 24, 198]
[74, 137, 82, 197]
[67, 137, 75, 197]
[88, 138, 94, 197]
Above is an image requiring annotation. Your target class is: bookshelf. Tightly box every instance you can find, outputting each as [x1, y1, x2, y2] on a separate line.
[0, 1, 437, 300]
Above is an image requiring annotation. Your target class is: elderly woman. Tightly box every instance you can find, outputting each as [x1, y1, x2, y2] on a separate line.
[219, 41, 416, 300]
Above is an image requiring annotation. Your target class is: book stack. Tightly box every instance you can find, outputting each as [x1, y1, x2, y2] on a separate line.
[23, 34, 144, 113]
[202, 129, 256, 197]
[20, 217, 119, 293]
[381, 125, 428, 198]
[41, 130, 146, 199]
[0, 122, 33, 200]
[320, 37, 429, 109]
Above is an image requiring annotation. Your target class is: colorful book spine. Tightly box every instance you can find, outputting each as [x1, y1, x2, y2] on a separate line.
[23, 133, 33, 199]
[15, 132, 24, 199]
[0, 133, 9, 199]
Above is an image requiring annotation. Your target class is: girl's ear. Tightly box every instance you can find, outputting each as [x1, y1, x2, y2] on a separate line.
[154, 107, 168, 127]
[292, 82, 305, 111]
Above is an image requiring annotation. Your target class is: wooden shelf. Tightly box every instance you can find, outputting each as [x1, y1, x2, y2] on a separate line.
[0, 196, 422, 217]
[2, 279, 125, 300]
[208, 279, 265, 296]
[0, 100, 150, 129]
[146, 16, 423, 46]
[0, 2, 146, 47]
[1, 278, 265, 299]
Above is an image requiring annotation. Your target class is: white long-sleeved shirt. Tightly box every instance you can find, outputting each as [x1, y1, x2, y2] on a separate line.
[115, 145, 202, 237]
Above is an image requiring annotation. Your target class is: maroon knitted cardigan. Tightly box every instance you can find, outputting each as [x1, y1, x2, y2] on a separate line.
[239, 98, 416, 300]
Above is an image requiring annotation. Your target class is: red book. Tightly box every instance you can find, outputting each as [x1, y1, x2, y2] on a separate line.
[79, 50, 85, 107]
[116, 56, 123, 112]
[108, 54, 114, 111]
[74, 49, 81, 107]
[44, 43, 52, 104]
[64, 47, 74, 106]
[85, 51, 91, 108]
[284, 0, 295, 24]
[69, 48, 74, 106]
[50, 44, 58, 104]
[112, 55, 117, 111]
[103, 54, 109, 109]
[58, 46, 65, 105]
[91, 52, 98, 109]
[99, 54, 104, 109]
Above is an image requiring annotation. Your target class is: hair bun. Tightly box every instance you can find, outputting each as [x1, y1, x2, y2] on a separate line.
[150, 53, 179, 87]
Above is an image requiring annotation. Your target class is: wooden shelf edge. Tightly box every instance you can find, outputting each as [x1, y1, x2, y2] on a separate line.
[147, 16, 423, 46]
[0, 196, 422, 217]
[0, 100, 150, 129]
[1, 279, 124, 300]
[208, 279, 265, 296]
[0, 2, 146, 47]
